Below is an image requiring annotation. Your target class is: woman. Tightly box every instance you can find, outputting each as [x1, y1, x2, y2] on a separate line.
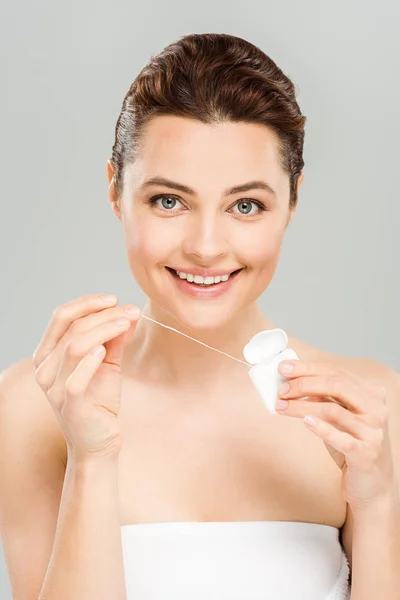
[1, 32, 400, 600]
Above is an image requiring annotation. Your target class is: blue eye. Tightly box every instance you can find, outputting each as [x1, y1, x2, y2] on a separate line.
[232, 200, 266, 215]
[148, 195, 182, 210]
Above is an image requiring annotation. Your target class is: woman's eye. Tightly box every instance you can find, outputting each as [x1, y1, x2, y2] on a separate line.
[149, 195, 183, 210]
[231, 199, 266, 215]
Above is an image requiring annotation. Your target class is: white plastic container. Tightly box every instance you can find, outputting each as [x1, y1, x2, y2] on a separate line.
[243, 328, 299, 414]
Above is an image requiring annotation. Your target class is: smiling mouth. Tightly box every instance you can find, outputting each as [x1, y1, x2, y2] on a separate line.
[166, 267, 243, 286]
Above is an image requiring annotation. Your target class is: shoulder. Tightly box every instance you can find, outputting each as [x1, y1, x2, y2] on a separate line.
[330, 355, 400, 415]
[293, 340, 400, 428]
[331, 356, 400, 437]
[0, 357, 67, 464]
[0, 357, 44, 406]
[332, 353, 398, 383]
[288, 331, 398, 386]
[0, 355, 39, 385]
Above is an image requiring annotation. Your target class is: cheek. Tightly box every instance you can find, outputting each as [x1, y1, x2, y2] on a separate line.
[242, 223, 286, 267]
[122, 216, 176, 274]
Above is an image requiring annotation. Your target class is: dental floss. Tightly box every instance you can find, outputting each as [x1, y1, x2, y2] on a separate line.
[140, 314, 252, 367]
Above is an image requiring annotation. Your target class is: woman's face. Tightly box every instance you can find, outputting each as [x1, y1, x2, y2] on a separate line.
[107, 115, 302, 330]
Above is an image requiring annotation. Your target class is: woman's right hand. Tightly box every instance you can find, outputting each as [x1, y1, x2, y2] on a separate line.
[32, 294, 141, 460]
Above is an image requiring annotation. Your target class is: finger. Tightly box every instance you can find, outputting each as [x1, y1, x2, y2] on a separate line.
[52, 317, 134, 396]
[63, 344, 107, 402]
[34, 303, 139, 392]
[278, 360, 337, 379]
[102, 316, 139, 368]
[33, 294, 118, 367]
[277, 397, 370, 439]
[278, 359, 379, 397]
[278, 374, 370, 413]
[303, 415, 363, 460]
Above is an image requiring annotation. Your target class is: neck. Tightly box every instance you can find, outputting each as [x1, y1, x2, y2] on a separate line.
[122, 300, 275, 389]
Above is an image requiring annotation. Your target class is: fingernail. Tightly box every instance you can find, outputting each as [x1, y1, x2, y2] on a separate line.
[276, 399, 289, 410]
[279, 383, 290, 395]
[91, 345, 106, 356]
[115, 317, 130, 326]
[125, 305, 141, 316]
[279, 362, 294, 373]
[101, 294, 117, 304]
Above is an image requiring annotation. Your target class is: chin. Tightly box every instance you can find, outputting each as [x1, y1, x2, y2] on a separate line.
[174, 311, 235, 332]
[159, 298, 251, 335]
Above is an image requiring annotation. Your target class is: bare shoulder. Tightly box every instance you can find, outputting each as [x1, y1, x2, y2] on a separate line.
[288, 332, 397, 380]
[0, 357, 67, 463]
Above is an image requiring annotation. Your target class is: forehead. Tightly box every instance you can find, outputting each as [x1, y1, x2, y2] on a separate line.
[125, 115, 288, 196]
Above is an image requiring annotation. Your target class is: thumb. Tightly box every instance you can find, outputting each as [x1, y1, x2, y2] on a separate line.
[103, 318, 139, 369]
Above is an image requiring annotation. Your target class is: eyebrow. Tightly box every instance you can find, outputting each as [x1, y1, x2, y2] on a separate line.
[138, 176, 276, 197]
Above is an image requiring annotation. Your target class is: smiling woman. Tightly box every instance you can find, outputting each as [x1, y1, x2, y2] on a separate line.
[99, 32, 355, 600]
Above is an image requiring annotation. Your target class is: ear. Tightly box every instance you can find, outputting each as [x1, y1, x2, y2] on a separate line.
[286, 171, 304, 227]
[106, 159, 122, 221]
[297, 170, 305, 189]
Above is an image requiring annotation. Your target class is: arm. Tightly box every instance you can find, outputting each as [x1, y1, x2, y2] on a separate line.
[341, 364, 400, 599]
[348, 493, 400, 599]
[0, 359, 127, 600]
[39, 451, 126, 600]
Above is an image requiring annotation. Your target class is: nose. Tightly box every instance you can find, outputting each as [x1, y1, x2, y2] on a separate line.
[181, 213, 228, 263]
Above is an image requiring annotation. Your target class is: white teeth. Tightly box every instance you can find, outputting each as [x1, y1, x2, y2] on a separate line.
[174, 270, 235, 285]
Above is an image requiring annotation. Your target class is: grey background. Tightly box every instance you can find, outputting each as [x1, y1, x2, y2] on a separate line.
[1, 0, 399, 596]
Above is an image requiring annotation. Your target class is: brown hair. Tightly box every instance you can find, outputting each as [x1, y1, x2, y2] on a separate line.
[111, 33, 306, 209]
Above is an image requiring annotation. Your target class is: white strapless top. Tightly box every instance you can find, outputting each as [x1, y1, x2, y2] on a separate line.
[121, 520, 350, 599]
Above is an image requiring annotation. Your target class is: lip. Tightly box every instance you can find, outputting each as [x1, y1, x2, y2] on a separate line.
[166, 267, 243, 298]
[167, 266, 242, 277]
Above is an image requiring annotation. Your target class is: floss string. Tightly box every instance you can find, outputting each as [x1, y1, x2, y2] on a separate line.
[140, 314, 252, 368]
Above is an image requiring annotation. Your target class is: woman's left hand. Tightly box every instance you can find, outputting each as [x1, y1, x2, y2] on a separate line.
[276, 359, 398, 512]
